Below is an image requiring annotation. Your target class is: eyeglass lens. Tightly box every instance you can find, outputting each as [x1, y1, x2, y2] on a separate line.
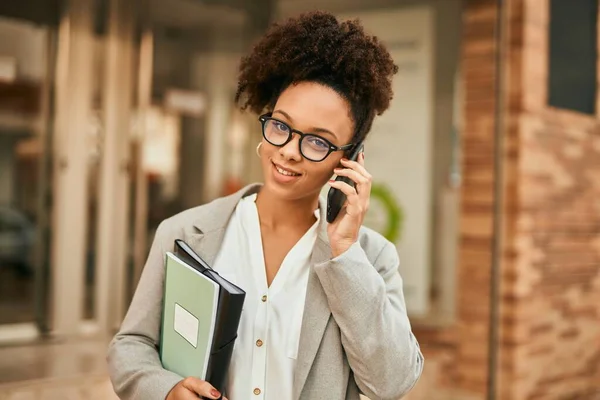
[263, 119, 331, 161]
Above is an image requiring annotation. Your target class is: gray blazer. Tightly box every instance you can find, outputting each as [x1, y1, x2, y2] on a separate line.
[107, 184, 423, 400]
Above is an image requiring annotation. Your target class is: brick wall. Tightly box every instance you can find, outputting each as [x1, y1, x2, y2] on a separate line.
[406, 0, 600, 399]
[499, 0, 600, 399]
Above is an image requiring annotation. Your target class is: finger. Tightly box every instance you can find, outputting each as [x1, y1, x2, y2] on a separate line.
[333, 167, 369, 187]
[177, 387, 204, 400]
[340, 157, 372, 182]
[182, 378, 221, 399]
[357, 151, 365, 166]
[337, 157, 372, 204]
[338, 192, 365, 219]
[327, 179, 358, 199]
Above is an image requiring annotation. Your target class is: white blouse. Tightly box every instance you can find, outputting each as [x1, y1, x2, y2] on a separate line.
[212, 193, 320, 399]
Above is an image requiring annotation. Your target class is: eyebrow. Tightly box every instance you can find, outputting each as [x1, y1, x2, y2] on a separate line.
[273, 109, 338, 139]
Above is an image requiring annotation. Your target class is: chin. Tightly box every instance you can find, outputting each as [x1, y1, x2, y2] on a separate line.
[262, 173, 320, 202]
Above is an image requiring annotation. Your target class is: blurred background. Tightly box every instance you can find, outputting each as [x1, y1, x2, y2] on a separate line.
[0, 0, 599, 399]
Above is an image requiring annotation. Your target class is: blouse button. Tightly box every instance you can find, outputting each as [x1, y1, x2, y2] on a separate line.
[254, 388, 261, 395]
[256, 339, 263, 347]
[261, 295, 267, 302]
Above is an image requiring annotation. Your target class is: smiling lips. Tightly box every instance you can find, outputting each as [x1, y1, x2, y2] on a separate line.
[272, 161, 301, 178]
[273, 162, 302, 183]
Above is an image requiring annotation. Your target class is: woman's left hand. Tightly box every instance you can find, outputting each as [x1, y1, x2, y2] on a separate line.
[327, 152, 372, 258]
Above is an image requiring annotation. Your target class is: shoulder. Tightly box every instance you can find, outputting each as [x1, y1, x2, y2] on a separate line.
[159, 196, 227, 229]
[156, 198, 209, 230]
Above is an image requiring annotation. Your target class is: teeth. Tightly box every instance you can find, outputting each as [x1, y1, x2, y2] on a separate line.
[276, 165, 299, 176]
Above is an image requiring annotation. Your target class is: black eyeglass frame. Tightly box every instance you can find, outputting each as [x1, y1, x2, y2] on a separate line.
[258, 113, 354, 162]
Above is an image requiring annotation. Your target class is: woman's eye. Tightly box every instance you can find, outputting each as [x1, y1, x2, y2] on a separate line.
[308, 137, 329, 149]
[273, 121, 289, 132]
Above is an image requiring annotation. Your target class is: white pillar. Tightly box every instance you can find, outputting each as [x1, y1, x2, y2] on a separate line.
[95, 0, 135, 333]
[201, 53, 232, 202]
[50, 0, 95, 336]
[131, 29, 153, 306]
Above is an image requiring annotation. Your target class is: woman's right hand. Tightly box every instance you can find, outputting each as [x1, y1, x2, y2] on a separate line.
[166, 377, 228, 400]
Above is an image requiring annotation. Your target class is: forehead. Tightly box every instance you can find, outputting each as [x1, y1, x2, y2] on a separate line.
[274, 81, 354, 143]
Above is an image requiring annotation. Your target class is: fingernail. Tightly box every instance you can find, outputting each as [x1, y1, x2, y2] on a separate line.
[211, 389, 221, 398]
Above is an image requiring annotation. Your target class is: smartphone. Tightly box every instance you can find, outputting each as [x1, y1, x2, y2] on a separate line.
[326, 141, 365, 223]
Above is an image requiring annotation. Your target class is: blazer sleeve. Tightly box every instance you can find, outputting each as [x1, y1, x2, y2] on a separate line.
[313, 240, 424, 400]
[107, 220, 183, 399]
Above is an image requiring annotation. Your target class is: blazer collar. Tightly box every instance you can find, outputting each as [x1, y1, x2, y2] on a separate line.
[189, 183, 332, 399]
[191, 183, 261, 234]
[187, 184, 260, 265]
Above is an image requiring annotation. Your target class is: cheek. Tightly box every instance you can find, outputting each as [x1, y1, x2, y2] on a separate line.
[307, 160, 337, 182]
[325, 155, 343, 171]
[261, 142, 278, 161]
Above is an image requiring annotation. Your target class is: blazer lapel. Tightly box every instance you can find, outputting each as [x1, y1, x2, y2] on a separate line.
[293, 203, 333, 399]
[188, 184, 261, 263]
[187, 228, 226, 266]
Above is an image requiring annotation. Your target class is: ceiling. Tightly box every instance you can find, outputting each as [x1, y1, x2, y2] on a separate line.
[0, 0, 59, 26]
[148, 0, 247, 30]
[0, 0, 274, 32]
[148, 0, 275, 33]
[276, 0, 457, 19]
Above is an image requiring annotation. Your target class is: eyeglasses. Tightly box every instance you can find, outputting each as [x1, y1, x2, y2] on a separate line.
[258, 113, 353, 162]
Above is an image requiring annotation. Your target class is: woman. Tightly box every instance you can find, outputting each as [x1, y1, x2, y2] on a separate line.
[108, 11, 423, 400]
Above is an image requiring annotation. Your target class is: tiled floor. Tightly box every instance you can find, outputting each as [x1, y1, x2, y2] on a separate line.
[0, 375, 118, 400]
[0, 337, 117, 400]
[0, 338, 111, 384]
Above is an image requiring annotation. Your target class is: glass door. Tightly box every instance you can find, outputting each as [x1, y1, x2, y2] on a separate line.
[0, 12, 57, 340]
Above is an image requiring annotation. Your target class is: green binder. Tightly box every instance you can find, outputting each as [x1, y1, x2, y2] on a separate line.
[160, 252, 219, 379]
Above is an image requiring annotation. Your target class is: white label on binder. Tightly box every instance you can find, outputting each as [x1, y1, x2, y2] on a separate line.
[174, 303, 199, 348]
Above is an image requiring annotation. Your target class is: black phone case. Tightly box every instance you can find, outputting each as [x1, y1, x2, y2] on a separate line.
[326, 143, 364, 223]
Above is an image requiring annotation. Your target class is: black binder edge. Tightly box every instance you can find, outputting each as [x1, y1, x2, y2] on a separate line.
[172, 239, 246, 394]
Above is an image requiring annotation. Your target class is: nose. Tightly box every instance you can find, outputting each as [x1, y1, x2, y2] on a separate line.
[279, 133, 302, 161]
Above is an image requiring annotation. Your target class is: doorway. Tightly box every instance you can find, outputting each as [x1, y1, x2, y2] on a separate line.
[0, 12, 56, 340]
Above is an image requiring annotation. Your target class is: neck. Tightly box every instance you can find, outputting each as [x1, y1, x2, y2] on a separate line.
[255, 187, 319, 231]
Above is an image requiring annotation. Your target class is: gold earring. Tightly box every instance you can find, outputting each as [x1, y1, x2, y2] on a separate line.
[256, 142, 262, 158]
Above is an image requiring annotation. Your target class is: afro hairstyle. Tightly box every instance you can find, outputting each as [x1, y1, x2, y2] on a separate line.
[235, 11, 398, 143]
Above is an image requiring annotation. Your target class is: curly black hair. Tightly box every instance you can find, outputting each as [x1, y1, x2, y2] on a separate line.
[235, 11, 398, 143]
